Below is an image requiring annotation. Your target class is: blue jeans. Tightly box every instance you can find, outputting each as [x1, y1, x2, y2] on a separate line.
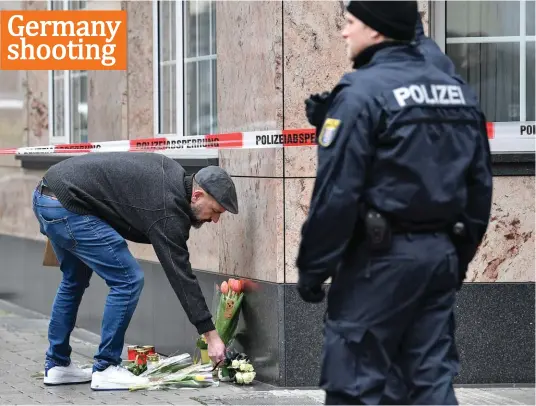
[32, 185, 144, 372]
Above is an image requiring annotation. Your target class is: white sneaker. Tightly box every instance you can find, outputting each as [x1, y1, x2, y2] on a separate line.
[90, 365, 149, 391]
[44, 363, 92, 385]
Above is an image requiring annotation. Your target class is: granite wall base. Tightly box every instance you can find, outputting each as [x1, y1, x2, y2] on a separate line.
[0, 235, 533, 387]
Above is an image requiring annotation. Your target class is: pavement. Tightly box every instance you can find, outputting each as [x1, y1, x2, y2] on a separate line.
[0, 299, 533, 405]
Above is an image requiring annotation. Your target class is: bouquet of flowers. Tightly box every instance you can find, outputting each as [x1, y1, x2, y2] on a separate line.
[218, 349, 256, 385]
[194, 278, 258, 385]
[215, 278, 245, 345]
[196, 278, 245, 356]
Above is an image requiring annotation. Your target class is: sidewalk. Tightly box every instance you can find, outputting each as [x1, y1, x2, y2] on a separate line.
[0, 299, 533, 405]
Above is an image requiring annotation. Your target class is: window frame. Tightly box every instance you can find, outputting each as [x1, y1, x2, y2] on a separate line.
[431, 0, 535, 154]
[47, 0, 88, 145]
[152, 0, 218, 159]
[152, 0, 183, 137]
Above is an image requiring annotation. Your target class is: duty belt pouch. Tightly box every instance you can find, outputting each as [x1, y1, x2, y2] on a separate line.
[364, 209, 392, 252]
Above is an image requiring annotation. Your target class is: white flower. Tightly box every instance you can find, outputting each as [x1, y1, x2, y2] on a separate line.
[239, 363, 254, 372]
[242, 371, 256, 384]
[231, 360, 240, 369]
[235, 372, 244, 384]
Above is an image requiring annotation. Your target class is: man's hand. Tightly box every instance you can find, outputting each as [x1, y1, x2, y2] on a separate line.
[297, 280, 326, 303]
[204, 330, 226, 365]
[305, 91, 331, 128]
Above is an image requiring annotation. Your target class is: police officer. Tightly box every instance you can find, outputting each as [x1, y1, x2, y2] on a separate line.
[296, 2, 493, 405]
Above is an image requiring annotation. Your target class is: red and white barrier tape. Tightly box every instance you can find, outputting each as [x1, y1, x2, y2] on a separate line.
[0, 122, 533, 156]
[0, 129, 317, 155]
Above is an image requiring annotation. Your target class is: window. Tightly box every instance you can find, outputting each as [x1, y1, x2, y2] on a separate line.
[0, 1, 24, 110]
[48, 0, 88, 144]
[154, 0, 217, 138]
[432, 0, 535, 153]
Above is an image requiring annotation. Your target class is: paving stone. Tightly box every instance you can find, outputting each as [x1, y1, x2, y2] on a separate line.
[0, 394, 40, 404]
[193, 391, 322, 405]
[456, 388, 535, 405]
[0, 387, 25, 395]
[28, 394, 75, 404]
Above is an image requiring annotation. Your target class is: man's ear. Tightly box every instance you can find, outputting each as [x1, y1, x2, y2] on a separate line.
[192, 189, 204, 202]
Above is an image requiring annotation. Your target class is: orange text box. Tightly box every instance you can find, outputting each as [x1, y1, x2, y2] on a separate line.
[0, 10, 127, 70]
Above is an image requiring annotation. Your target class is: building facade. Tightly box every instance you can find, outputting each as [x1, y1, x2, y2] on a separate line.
[0, 0, 534, 387]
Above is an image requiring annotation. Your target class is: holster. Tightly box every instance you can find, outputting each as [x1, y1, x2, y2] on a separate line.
[447, 222, 468, 289]
[364, 208, 392, 252]
[363, 207, 466, 257]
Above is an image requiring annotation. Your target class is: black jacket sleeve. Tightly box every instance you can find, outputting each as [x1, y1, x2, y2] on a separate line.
[148, 215, 215, 335]
[454, 114, 493, 285]
[296, 88, 375, 287]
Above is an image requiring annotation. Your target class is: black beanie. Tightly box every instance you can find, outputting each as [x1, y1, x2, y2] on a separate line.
[346, 1, 418, 41]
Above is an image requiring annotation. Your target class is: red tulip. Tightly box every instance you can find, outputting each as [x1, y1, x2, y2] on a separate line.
[220, 281, 229, 295]
[229, 278, 242, 294]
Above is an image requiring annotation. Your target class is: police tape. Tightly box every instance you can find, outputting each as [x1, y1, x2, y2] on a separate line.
[0, 129, 318, 155]
[0, 122, 533, 156]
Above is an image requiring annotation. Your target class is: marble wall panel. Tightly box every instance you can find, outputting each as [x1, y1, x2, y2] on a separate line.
[0, 168, 44, 240]
[467, 177, 535, 282]
[0, 2, 27, 167]
[87, 68, 128, 142]
[282, 0, 347, 178]
[85, 1, 128, 142]
[418, 0, 430, 35]
[282, 1, 431, 178]
[23, 0, 49, 147]
[126, 0, 154, 140]
[284, 177, 315, 283]
[216, 0, 284, 177]
[284, 176, 535, 284]
[25, 70, 49, 147]
[128, 223, 220, 273]
[219, 177, 284, 283]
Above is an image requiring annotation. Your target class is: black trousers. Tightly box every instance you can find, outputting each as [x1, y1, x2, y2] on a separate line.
[320, 233, 460, 405]
[325, 364, 408, 405]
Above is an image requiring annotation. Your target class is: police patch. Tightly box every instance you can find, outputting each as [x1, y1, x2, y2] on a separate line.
[318, 118, 341, 147]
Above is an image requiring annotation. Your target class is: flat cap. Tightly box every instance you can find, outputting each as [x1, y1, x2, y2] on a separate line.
[194, 166, 239, 214]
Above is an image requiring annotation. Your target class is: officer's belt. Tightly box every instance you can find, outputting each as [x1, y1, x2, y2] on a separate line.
[359, 203, 453, 234]
[390, 221, 451, 234]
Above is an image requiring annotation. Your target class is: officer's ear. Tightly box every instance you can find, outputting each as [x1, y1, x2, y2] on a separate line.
[369, 29, 384, 41]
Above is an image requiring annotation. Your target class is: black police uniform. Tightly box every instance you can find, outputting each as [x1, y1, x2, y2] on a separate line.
[296, 37, 493, 406]
[378, 13, 472, 406]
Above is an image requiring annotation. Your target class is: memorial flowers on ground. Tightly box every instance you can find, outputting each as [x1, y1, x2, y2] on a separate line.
[218, 349, 256, 385]
[33, 277, 257, 390]
[124, 276, 256, 391]
[195, 277, 257, 385]
[128, 354, 219, 391]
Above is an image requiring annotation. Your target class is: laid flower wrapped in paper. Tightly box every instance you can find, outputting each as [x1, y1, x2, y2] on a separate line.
[129, 363, 218, 391]
[139, 353, 193, 379]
